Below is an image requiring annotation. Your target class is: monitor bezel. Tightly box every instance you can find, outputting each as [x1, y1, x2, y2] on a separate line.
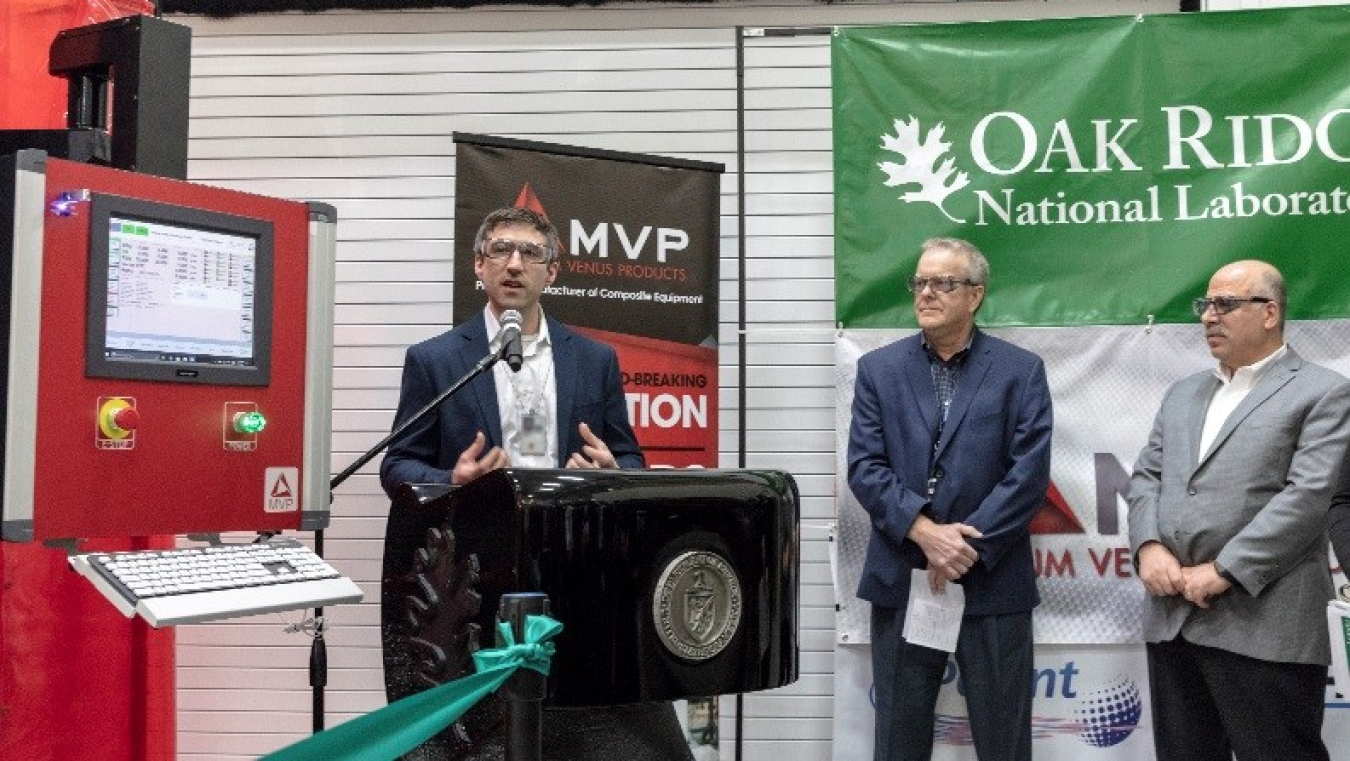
[84, 193, 274, 386]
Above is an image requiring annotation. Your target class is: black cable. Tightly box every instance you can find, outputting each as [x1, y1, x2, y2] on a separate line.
[310, 529, 327, 733]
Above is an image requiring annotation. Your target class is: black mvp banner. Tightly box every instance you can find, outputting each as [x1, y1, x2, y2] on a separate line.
[452, 134, 724, 467]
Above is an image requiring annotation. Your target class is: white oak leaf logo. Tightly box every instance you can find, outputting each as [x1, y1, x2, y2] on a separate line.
[878, 116, 970, 222]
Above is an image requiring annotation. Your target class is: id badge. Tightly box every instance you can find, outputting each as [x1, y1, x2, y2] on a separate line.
[519, 411, 547, 457]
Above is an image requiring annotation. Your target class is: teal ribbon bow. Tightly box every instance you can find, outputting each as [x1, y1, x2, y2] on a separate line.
[260, 614, 563, 761]
[473, 616, 560, 676]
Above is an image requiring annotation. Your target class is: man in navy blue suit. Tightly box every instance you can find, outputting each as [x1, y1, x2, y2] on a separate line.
[381, 206, 643, 491]
[380, 207, 690, 761]
[848, 237, 1053, 761]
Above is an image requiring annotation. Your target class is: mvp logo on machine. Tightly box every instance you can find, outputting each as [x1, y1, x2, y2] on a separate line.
[264, 467, 299, 513]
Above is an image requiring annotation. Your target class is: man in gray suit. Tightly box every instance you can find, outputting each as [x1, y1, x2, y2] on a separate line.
[1128, 260, 1350, 761]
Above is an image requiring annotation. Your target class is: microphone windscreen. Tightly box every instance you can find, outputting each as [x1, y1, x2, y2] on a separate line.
[499, 310, 524, 371]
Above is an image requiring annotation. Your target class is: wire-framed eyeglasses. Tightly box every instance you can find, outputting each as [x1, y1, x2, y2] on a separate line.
[1191, 296, 1272, 317]
[907, 276, 978, 294]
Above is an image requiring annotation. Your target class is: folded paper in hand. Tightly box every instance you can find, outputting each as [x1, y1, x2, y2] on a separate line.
[902, 569, 965, 653]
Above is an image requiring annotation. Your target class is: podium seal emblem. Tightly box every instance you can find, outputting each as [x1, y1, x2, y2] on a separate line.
[653, 550, 742, 660]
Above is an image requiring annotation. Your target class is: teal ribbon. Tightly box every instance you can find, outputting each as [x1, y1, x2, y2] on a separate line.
[261, 614, 563, 761]
[473, 615, 561, 676]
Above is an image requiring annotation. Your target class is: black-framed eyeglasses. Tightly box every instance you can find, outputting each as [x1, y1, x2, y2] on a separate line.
[907, 276, 978, 294]
[481, 238, 553, 264]
[1191, 296, 1272, 317]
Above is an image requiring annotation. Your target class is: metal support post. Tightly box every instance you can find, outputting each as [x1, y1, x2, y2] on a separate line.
[498, 592, 549, 761]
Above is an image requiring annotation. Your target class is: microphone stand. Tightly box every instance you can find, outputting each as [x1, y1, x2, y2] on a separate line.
[330, 348, 504, 492]
[310, 342, 507, 733]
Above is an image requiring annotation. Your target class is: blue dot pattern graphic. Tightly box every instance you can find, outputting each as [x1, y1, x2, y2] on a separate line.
[1073, 676, 1142, 748]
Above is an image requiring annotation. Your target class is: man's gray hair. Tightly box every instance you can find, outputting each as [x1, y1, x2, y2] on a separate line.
[921, 237, 989, 284]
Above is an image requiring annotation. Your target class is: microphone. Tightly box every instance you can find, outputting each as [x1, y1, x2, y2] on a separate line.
[499, 309, 524, 372]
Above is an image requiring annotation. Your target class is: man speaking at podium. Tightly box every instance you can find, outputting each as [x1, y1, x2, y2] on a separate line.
[380, 207, 692, 760]
[381, 205, 644, 486]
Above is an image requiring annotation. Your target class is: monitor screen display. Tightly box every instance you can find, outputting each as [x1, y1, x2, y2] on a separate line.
[85, 194, 273, 385]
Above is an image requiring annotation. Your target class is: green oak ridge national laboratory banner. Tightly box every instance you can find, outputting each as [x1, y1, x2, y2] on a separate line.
[830, 8, 1350, 757]
[833, 6, 1350, 329]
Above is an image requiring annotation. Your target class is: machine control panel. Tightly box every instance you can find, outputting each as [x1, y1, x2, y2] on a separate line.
[1, 153, 336, 542]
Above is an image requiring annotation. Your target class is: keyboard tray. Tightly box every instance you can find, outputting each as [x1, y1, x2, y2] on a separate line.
[69, 539, 363, 627]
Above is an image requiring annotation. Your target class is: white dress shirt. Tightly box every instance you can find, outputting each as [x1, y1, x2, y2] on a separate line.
[485, 306, 558, 468]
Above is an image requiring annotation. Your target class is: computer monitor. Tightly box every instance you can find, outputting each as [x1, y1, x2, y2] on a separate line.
[84, 193, 274, 386]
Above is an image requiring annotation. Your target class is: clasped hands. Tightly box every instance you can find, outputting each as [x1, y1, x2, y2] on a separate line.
[909, 514, 983, 594]
[1137, 542, 1231, 608]
[449, 422, 618, 485]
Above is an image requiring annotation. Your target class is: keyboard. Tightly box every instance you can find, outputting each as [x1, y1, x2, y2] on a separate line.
[69, 539, 363, 627]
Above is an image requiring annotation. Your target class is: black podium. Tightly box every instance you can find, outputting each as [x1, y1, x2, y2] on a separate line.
[381, 467, 798, 716]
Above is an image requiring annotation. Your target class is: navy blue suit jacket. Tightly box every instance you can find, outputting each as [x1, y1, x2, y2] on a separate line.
[379, 311, 644, 496]
[847, 329, 1052, 616]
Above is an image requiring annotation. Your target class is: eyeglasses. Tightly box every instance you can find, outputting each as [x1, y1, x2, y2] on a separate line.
[481, 238, 553, 264]
[1191, 296, 1272, 316]
[906, 276, 978, 294]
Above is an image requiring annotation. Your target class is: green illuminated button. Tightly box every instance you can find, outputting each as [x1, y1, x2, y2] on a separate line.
[233, 410, 267, 434]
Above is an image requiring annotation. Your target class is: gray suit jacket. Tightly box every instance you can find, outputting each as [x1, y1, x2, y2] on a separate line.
[1127, 346, 1350, 665]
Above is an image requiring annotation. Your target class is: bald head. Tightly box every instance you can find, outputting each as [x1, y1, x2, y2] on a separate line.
[1213, 260, 1285, 308]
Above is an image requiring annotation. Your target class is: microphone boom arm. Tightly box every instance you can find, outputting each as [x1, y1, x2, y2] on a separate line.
[329, 347, 504, 492]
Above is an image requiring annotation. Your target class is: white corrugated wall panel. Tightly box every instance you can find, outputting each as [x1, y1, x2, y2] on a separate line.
[168, 2, 1176, 759]
[731, 30, 837, 757]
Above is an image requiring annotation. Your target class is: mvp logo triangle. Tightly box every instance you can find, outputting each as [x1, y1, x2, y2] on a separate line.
[514, 182, 567, 254]
[270, 473, 294, 499]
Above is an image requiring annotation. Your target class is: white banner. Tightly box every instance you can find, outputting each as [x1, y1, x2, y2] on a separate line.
[832, 643, 1350, 760]
[835, 322, 1350, 645]
[833, 322, 1350, 758]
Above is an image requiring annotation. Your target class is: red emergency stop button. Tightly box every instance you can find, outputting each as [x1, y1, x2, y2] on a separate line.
[96, 397, 138, 448]
[111, 405, 139, 433]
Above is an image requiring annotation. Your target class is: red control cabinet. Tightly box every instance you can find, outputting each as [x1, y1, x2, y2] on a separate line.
[2, 151, 336, 541]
